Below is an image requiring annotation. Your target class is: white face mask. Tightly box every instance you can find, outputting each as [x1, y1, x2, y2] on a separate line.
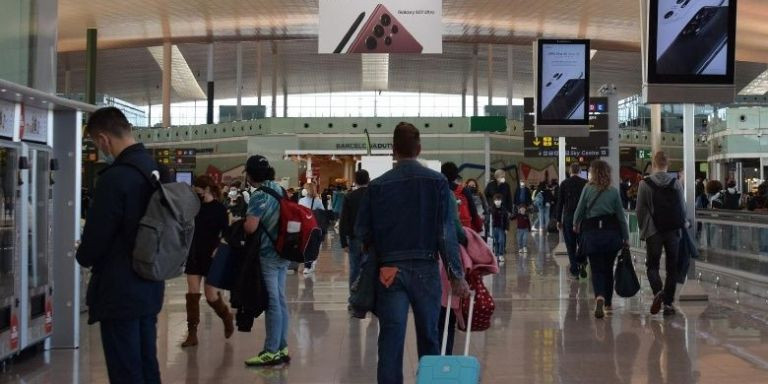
[498, 178, 506, 184]
[520, 182, 525, 187]
[494, 200, 502, 208]
[518, 207, 526, 215]
[301, 189, 308, 197]
[228, 190, 237, 199]
[728, 187, 736, 193]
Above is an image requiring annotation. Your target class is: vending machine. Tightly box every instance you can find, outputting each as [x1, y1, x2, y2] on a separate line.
[0, 100, 22, 360]
[19, 105, 54, 349]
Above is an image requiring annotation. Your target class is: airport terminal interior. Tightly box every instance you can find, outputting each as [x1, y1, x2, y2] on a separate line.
[3, 0, 768, 383]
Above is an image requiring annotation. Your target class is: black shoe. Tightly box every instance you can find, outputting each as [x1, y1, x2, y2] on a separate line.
[594, 298, 605, 319]
[663, 305, 677, 316]
[650, 293, 663, 315]
[579, 264, 588, 279]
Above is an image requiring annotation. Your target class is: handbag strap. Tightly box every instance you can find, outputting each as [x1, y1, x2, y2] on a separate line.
[584, 189, 605, 218]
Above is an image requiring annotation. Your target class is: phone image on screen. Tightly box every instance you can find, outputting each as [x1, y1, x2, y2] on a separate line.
[656, 6, 729, 75]
[541, 78, 586, 120]
[334, 12, 366, 53]
[347, 4, 423, 53]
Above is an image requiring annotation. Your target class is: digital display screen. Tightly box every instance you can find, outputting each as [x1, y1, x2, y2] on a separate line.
[648, 0, 737, 84]
[175, 171, 193, 186]
[536, 40, 590, 126]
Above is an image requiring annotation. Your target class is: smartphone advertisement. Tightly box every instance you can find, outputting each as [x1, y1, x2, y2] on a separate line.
[648, 0, 737, 84]
[536, 40, 590, 126]
[319, 0, 442, 54]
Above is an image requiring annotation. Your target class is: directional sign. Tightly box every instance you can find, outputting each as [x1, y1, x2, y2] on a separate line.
[523, 100, 609, 158]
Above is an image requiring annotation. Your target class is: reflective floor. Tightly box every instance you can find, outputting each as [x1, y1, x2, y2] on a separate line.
[3, 231, 768, 383]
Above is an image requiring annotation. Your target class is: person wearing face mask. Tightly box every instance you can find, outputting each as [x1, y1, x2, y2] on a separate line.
[76, 107, 169, 383]
[513, 179, 533, 211]
[299, 183, 327, 274]
[227, 182, 248, 221]
[181, 175, 232, 347]
[485, 169, 514, 215]
[465, 179, 488, 237]
[489, 193, 510, 262]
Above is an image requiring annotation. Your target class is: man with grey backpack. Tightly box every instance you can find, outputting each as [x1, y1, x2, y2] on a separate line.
[77, 107, 199, 384]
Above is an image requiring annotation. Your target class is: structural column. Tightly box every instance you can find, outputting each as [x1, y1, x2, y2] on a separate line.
[162, 42, 172, 128]
[271, 42, 278, 118]
[236, 42, 243, 121]
[507, 46, 514, 119]
[85, 29, 97, 105]
[607, 91, 620, 189]
[206, 43, 214, 124]
[650, 104, 662, 155]
[461, 88, 467, 117]
[484, 133, 491, 186]
[257, 41, 263, 107]
[473, 45, 479, 116]
[487, 44, 493, 108]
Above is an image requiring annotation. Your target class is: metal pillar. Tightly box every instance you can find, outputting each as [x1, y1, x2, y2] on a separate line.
[236, 42, 243, 121]
[761, 158, 765, 181]
[651, 104, 662, 154]
[306, 156, 313, 180]
[680, 103, 708, 301]
[558, 138, 566, 184]
[162, 42, 172, 128]
[607, 92, 620, 189]
[85, 29, 97, 105]
[51, 109, 83, 348]
[461, 88, 467, 117]
[473, 45, 478, 117]
[484, 133, 491, 186]
[257, 42, 263, 107]
[507, 46, 514, 119]
[283, 63, 288, 118]
[271, 42, 278, 118]
[487, 44, 493, 108]
[736, 161, 743, 192]
[206, 43, 214, 124]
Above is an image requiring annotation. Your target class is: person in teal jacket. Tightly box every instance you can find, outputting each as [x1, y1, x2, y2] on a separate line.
[573, 160, 629, 319]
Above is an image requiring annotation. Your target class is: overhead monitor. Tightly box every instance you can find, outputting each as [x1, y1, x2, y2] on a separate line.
[536, 39, 590, 127]
[647, 0, 737, 84]
[175, 171, 193, 186]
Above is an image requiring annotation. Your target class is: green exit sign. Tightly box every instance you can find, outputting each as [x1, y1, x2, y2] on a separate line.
[638, 149, 652, 159]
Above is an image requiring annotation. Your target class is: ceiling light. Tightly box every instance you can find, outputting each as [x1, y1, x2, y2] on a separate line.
[739, 67, 768, 96]
[147, 45, 207, 100]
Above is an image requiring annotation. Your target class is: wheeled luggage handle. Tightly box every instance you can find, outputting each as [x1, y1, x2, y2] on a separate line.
[440, 289, 476, 357]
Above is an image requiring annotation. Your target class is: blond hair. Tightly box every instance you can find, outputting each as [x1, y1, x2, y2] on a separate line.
[588, 160, 612, 191]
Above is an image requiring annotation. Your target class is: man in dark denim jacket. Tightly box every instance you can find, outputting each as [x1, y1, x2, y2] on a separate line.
[356, 122, 470, 384]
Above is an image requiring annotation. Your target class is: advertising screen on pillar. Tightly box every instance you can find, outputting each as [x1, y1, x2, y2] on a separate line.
[536, 39, 590, 126]
[647, 0, 737, 84]
[318, 0, 442, 54]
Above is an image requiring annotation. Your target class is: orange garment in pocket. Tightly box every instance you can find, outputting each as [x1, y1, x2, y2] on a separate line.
[379, 267, 399, 288]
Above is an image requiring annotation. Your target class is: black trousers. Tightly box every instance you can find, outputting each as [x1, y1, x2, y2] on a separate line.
[100, 315, 161, 384]
[646, 230, 681, 306]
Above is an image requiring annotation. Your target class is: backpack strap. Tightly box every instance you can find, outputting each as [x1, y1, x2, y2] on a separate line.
[116, 162, 161, 190]
[255, 186, 285, 247]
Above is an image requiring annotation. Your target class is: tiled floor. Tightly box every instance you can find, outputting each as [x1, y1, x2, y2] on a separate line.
[3, 232, 768, 383]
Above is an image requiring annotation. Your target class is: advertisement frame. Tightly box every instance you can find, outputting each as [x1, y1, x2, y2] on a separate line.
[535, 39, 591, 128]
[646, 0, 737, 85]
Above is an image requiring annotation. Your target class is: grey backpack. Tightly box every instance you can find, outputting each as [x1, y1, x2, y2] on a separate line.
[127, 164, 201, 281]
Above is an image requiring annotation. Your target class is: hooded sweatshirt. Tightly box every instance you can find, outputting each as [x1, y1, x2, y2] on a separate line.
[636, 171, 686, 240]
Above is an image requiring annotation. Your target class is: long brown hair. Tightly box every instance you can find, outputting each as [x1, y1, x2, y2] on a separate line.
[588, 160, 612, 191]
[194, 175, 221, 198]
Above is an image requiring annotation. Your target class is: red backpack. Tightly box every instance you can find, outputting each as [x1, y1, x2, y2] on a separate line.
[258, 187, 323, 263]
[457, 270, 495, 332]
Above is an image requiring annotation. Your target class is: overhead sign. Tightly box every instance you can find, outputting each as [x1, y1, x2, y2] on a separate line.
[536, 39, 590, 127]
[319, 0, 442, 54]
[524, 98, 609, 158]
[647, 0, 736, 84]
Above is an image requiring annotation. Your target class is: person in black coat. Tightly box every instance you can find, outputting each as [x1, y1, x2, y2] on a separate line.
[76, 107, 164, 384]
[339, 169, 370, 293]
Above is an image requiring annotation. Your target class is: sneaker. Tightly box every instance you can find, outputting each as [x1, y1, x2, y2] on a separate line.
[245, 351, 283, 367]
[302, 262, 315, 276]
[523, 247, 528, 254]
[499, 255, 506, 263]
[278, 348, 291, 364]
[579, 264, 588, 279]
[594, 298, 605, 319]
[650, 292, 664, 315]
[663, 305, 677, 316]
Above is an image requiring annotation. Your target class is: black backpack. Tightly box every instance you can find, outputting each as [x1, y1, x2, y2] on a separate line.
[645, 177, 685, 233]
[723, 190, 741, 210]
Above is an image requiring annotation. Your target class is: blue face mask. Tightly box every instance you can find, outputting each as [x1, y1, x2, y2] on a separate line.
[100, 150, 115, 165]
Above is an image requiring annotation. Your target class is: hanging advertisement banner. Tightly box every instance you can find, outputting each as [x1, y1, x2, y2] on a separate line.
[536, 39, 590, 126]
[319, 0, 442, 54]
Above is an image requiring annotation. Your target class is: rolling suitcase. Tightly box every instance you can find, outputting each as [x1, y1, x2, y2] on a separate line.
[416, 290, 480, 384]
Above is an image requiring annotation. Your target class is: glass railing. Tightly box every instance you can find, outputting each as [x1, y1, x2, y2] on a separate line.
[626, 210, 768, 276]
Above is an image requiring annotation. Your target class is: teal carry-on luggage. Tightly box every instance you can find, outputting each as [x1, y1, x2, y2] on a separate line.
[416, 290, 480, 384]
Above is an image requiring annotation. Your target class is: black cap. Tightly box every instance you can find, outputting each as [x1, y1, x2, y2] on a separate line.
[245, 155, 272, 182]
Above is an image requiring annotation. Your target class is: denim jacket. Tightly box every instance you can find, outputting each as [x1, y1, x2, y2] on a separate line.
[355, 159, 464, 280]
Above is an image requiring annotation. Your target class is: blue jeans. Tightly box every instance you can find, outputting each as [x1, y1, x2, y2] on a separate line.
[376, 260, 441, 384]
[517, 228, 530, 250]
[538, 205, 550, 230]
[100, 315, 160, 384]
[562, 216, 582, 275]
[348, 238, 365, 289]
[492, 227, 507, 257]
[261, 256, 290, 353]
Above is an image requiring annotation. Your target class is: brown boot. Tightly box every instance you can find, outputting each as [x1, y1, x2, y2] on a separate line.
[208, 292, 234, 339]
[182, 293, 201, 348]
